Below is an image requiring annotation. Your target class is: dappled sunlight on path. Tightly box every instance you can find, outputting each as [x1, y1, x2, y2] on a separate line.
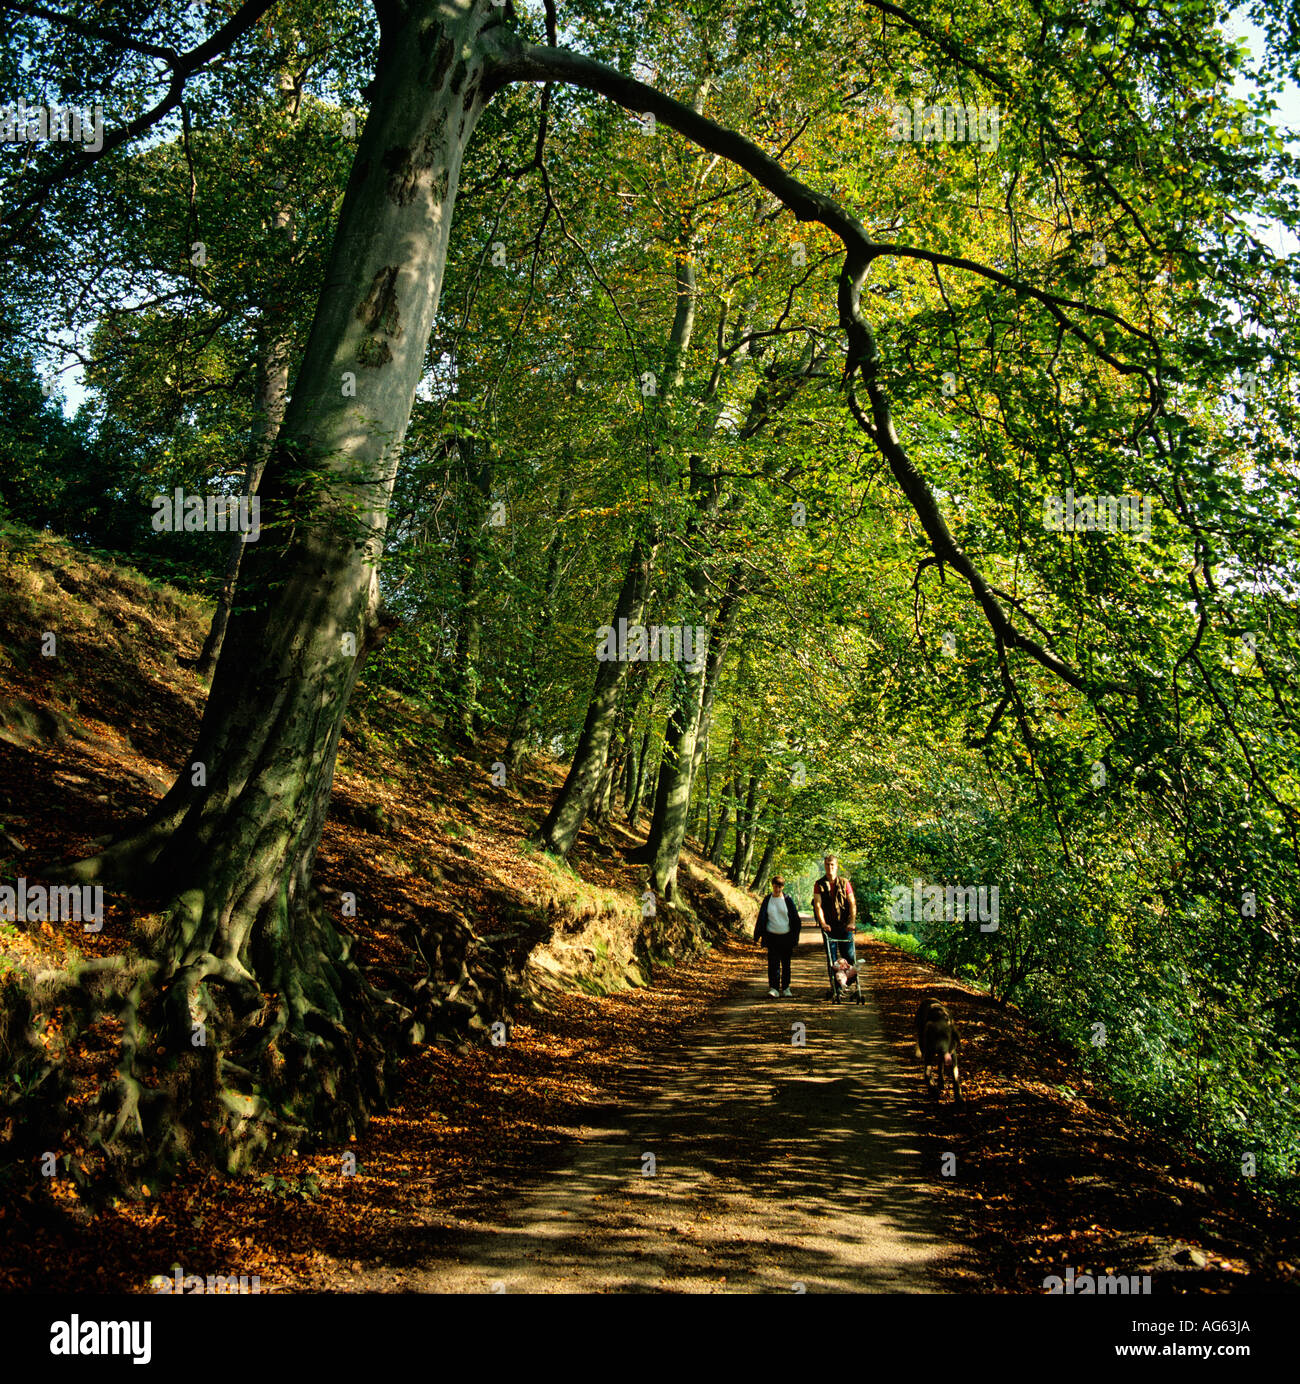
[411, 924, 968, 1292]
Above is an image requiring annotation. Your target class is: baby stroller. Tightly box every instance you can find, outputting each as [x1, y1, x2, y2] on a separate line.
[823, 933, 865, 1004]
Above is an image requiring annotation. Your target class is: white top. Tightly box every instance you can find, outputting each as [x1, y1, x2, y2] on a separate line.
[765, 895, 791, 934]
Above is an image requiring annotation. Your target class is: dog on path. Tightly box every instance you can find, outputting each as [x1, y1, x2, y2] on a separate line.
[915, 997, 962, 1102]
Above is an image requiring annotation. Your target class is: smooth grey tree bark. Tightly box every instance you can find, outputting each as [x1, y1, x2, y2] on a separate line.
[62, 0, 500, 1169]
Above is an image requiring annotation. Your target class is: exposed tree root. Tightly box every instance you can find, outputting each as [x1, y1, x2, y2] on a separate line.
[44, 799, 191, 886]
[0, 886, 393, 1196]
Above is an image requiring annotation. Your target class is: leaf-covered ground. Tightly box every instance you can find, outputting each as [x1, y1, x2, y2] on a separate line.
[0, 526, 764, 1292]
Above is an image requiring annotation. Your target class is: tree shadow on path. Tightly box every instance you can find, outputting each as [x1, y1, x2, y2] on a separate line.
[410, 925, 972, 1292]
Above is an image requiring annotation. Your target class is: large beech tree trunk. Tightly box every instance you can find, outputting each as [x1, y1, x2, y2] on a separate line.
[59, 0, 495, 1171]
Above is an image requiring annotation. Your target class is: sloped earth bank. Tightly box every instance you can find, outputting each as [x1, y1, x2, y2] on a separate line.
[408, 924, 970, 1292]
[868, 941, 1300, 1293]
[0, 524, 772, 1289]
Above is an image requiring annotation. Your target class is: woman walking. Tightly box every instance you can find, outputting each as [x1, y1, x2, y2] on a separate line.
[754, 875, 802, 997]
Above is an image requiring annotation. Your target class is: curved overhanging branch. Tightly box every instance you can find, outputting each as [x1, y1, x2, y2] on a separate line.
[485, 37, 1121, 696]
[484, 40, 874, 244]
[0, 0, 282, 249]
[843, 364, 1092, 691]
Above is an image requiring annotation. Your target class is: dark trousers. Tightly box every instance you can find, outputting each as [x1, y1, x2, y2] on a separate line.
[766, 933, 795, 989]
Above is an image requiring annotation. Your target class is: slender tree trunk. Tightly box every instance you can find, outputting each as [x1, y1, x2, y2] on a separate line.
[749, 808, 783, 891]
[537, 537, 657, 856]
[730, 773, 763, 884]
[451, 433, 492, 743]
[594, 664, 652, 824]
[627, 724, 653, 828]
[196, 328, 291, 677]
[613, 104, 714, 900]
[686, 791, 704, 846]
[592, 734, 623, 825]
[644, 566, 742, 883]
[504, 482, 569, 768]
[646, 756, 662, 820]
[620, 739, 637, 812]
[708, 802, 731, 864]
[638, 312, 760, 896]
[61, 0, 495, 1171]
[635, 366, 792, 888]
[749, 835, 777, 893]
[689, 567, 744, 783]
[641, 457, 727, 896]
[731, 827, 757, 886]
[539, 251, 674, 850]
[644, 667, 706, 897]
[624, 671, 664, 829]
[697, 749, 712, 846]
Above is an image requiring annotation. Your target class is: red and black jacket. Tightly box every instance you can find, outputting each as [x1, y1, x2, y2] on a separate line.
[814, 875, 856, 936]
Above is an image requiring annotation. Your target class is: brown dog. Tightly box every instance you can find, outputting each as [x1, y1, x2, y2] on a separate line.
[914, 997, 962, 1102]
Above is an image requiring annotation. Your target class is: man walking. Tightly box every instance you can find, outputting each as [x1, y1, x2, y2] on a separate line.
[813, 854, 857, 997]
[754, 875, 801, 997]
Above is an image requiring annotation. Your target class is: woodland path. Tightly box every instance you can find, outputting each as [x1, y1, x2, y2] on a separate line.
[405, 918, 969, 1293]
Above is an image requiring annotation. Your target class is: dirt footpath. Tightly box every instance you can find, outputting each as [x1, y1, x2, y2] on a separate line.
[406, 922, 970, 1292]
